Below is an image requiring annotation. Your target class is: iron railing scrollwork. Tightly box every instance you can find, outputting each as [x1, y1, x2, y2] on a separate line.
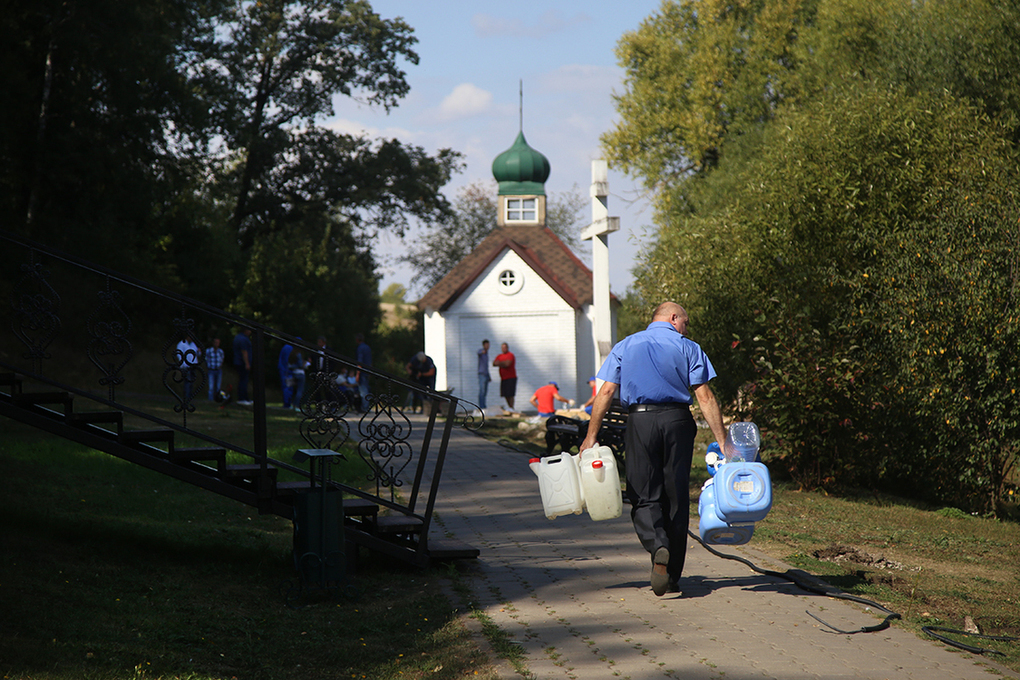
[11, 256, 60, 375]
[357, 391, 414, 498]
[86, 277, 132, 401]
[161, 305, 206, 427]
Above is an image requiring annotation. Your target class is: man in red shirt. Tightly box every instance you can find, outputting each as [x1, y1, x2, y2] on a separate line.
[530, 381, 573, 417]
[493, 342, 517, 411]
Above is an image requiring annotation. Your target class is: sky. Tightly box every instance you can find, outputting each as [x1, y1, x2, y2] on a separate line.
[325, 0, 666, 298]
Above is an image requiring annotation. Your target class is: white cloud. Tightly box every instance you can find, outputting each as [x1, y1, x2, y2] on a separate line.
[437, 83, 493, 121]
[472, 10, 592, 38]
[323, 117, 416, 142]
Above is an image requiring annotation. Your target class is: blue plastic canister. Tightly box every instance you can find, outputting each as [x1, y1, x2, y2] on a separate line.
[698, 480, 755, 545]
[714, 462, 772, 524]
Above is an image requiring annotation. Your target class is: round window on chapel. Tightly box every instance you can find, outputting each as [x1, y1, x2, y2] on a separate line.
[498, 269, 523, 295]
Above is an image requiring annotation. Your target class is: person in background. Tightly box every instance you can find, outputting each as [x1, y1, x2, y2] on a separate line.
[530, 381, 573, 418]
[477, 339, 491, 412]
[406, 351, 437, 415]
[493, 342, 517, 412]
[580, 302, 727, 597]
[205, 337, 224, 401]
[354, 332, 372, 411]
[582, 376, 598, 415]
[288, 342, 306, 410]
[278, 341, 294, 408]
[232, 327, 253, 405]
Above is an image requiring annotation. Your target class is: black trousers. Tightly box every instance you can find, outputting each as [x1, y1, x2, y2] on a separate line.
[624, 407, 697, 580]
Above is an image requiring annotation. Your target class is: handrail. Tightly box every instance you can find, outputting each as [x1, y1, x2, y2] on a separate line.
[0, 228, 481, 535]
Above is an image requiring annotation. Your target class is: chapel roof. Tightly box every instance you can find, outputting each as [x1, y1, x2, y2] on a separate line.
[417, 226, 603, 312]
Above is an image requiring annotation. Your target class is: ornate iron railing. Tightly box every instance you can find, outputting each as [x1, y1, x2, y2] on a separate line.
[0, 230, 483, 562]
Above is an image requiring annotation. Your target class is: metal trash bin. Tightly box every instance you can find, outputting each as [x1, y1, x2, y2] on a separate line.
[289, 448, 348, 597]
[292, 487, 345, 585]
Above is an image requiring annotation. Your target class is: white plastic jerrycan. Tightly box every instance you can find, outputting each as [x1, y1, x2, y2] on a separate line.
[578, 446, 623, 521]
[529, 453, 584, 519]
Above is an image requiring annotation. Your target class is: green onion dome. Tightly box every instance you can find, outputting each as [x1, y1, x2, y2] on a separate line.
[491, 131, 550, 196]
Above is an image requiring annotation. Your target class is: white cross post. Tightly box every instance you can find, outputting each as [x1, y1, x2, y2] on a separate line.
[581, 160, 619, 373]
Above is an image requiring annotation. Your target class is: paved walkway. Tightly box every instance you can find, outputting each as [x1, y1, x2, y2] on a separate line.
[409, 418, 1019, 680]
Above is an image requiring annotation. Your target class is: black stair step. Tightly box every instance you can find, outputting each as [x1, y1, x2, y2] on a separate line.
[120, 429, 174, 448]
[374, 515, 424, 534]
[170, 447, 226, 472]
[222, 463, 278, 480]
[14, 391, 73, 411]
[342, 497, 381, 517]
[0, 372, 21, 393]
[272, 484, 381, 515]
[68, 411, 123, 433]
[427, 539, 480, 560]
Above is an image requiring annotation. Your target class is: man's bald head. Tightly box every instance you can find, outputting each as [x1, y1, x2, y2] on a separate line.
[652, 302, 683, 320]
[652, 302, 689, 335]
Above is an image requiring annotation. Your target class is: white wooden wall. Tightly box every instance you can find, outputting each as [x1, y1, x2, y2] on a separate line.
[423, 248, 596, 410]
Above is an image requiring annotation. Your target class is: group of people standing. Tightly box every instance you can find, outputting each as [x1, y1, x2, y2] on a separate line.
[284, 334, 373, 411]
[181, 329, 373, 411]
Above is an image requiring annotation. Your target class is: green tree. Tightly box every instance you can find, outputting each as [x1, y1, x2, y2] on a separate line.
[381, 283, 407, 304]
[0, 0, 224, 286]
[607, 0, 1020, 510]
[602, 0, 815, 213]
[199, 0, 455, 243]
[402, 181, 587, 294]
[229, 220, 379, 346]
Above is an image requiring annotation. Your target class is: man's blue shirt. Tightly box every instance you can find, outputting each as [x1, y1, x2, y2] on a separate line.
[596, 321, 716, 406]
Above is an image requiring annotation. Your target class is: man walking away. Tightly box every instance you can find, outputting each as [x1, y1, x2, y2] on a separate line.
[581, 302, 728, 597]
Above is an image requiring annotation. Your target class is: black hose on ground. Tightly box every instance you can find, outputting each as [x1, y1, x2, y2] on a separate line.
[921, 627, 1019, 656]
[688, 529, 1019, 655]
[687, 528, 902, 634]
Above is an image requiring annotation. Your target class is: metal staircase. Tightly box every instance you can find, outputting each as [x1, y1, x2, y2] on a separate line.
[0, 231, 480, 573]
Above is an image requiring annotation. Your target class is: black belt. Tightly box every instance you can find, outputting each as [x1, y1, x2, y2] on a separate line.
[628, 402, 690, 413]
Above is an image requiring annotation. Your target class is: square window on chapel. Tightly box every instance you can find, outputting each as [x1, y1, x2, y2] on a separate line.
[506, 198, 537, 222]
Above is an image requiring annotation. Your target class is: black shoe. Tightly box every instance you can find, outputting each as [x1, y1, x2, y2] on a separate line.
[651, 547, 670, 597]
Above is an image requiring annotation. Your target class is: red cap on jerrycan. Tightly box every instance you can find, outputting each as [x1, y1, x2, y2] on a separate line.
[591, 458, 605, 482]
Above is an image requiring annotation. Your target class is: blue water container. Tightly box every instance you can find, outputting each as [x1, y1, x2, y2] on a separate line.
[698, 480, 755, 545]
[714, 462, 772, 524]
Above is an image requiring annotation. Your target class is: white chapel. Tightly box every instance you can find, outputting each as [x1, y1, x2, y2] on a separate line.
[418, 130, 619, 411]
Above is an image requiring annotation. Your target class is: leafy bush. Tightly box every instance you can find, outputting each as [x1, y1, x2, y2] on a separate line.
[741, 309, 876, 490]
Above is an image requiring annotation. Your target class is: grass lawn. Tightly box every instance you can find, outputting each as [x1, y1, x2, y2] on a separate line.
[0, 402, 499, 680]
